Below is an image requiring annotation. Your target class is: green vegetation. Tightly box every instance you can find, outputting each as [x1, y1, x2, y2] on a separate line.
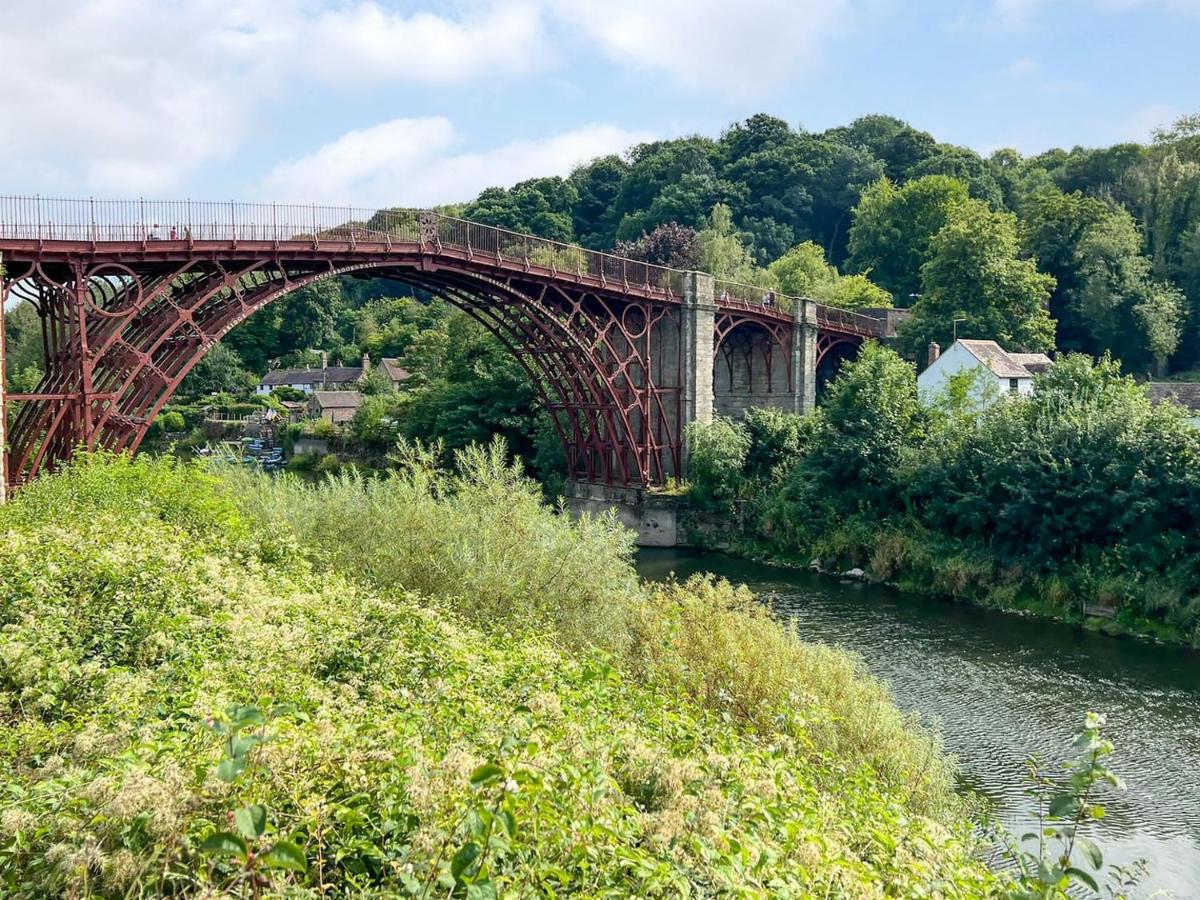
[686, 345, 1200, 647]
[1, 451, 1010, 896]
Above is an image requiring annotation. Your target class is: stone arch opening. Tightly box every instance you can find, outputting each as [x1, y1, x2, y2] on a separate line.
[712, 320, 794, 419]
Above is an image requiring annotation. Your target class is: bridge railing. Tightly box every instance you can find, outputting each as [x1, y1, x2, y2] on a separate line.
[431, 214, 685, 296]
[0, 196, 687, 297]
[0, 196, 883, 335]
[713, 278, 793, 315]
[713, 276, 887, 337]
[0, 196, 412, 243]
[816, 305, 889, 337]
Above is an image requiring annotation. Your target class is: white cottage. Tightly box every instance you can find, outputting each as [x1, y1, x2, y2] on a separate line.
[918, 339, 1052, 408]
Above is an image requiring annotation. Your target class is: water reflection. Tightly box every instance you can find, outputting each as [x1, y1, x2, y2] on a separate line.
[637, 549, 1200, 897]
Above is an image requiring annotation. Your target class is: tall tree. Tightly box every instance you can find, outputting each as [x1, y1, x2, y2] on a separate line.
[1019, 187, 1112, 352]
[902, 201, 1057, 355]
[695, 204, 771, 285]
[614, 222, 701, 269]
[846, 175, 970, 301]
[569, 155, 629, 248]
[1073, 210, 1153, 359]
[767, 241, 837, 297]
[822, 114, 939, 182]
[1134, 281, 1185, 376]
[908, 145, 1005, 208]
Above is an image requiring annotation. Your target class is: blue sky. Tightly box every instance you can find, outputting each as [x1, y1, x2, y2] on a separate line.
[1, 0, 1195, 207]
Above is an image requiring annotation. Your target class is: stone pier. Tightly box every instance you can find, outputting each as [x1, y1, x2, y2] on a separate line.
[680, 271, 716, 461]
[792, 298, 819, 415]
[561, 481, 680, 547]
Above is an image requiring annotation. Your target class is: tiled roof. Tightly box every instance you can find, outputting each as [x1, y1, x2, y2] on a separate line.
[379, 358, 411, 382]
[1008, 352, 1054, 374]
[310, 390, 364, 409]
[1146, 382, 1200, 412]
[260, 366, 363, 386]
[957, 340, 1039, 379]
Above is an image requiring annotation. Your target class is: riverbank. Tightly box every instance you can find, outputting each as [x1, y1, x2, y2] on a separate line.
[676, 506, 1198, 648]
[681, 348, 1200, 651]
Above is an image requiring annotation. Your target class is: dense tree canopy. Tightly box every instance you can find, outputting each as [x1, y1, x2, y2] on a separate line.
[901, 201, 1057, 354]
[846, 175, 970, 301]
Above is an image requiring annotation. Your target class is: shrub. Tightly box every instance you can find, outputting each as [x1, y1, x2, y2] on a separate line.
[631, 575, 961, 819]
[229, 440, 641, 655]
[157, 410, 187, 432]
[685, 416, 750, 510]
[740, 406, 815, 483]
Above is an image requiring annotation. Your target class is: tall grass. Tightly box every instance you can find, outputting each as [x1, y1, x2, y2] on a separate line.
[229, 439, 966, 822]
[230, 441, 641, 654]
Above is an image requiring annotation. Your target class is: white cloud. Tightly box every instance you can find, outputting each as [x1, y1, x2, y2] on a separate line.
[1004, 56, 1040, 77]
[302, 2, 547, 84]
[0, 0, 549, 194]
[548, 0, 852, 99]
[257, 118, 654, 205]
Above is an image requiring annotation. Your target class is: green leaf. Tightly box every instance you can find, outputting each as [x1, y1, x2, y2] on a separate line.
[231, 734, 265, 758]
[234, 804, 267, 839]
[1066, 866, 1100, 892]
[216, 756, 247, 783]
[469, 764, 503, 787]
[229, 705, 267, 728]
[450, 842, 480, 880]
[261, 840, 307, 872]
[466, 880, 498, 900]
[497, 809, 517, 838]
[199, 831, 248, 860]
[1076, 836, 1103, 870]
[1048, 793, 1078, 818]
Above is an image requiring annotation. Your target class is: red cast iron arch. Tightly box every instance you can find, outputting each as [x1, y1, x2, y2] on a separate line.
[1, 256, 681, 488]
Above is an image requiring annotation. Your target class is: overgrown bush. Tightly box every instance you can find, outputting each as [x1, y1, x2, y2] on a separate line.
[685, 416, 750, 511]
[229, 440, 641, 655]
[0, 453, 996, 896]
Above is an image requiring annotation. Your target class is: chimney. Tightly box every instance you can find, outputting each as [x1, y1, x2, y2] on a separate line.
[320, 350, 328, 370]
[927, 342, 941, 368]
[361, 352, 370, 374]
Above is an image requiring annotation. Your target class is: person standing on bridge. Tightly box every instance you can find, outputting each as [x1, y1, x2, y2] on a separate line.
[148, 224, 161, 240]
[169, 225, 178, 240]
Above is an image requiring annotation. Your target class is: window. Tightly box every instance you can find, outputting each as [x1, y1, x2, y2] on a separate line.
[1009, 378, 1020, 393]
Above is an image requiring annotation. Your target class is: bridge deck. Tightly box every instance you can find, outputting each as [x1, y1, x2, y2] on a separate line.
[0, 198, 885, 339]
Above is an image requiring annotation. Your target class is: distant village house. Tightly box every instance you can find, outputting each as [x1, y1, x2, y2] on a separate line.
[308, 390, 364, 425]
[918, 339, 1053, 408]
[256, 352, 409, 396]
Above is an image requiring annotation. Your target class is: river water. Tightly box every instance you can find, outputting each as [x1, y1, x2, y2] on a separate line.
[636, 549, 1200, 897]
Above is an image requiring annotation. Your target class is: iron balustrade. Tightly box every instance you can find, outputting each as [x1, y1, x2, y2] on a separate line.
[0, 195, 883, 337]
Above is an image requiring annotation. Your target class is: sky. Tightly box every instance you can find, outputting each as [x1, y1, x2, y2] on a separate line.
[0, 0, 1196, 208]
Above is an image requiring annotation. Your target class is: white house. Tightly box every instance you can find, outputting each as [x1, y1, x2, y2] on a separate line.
[918, 339, 1052, 408]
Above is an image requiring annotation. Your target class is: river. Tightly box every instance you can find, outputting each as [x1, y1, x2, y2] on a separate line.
[636, 549, 1200, 897]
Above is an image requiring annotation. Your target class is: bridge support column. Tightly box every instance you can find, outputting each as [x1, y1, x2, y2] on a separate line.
[792, 298, 818, 414]
[680, 272, 715, 466]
